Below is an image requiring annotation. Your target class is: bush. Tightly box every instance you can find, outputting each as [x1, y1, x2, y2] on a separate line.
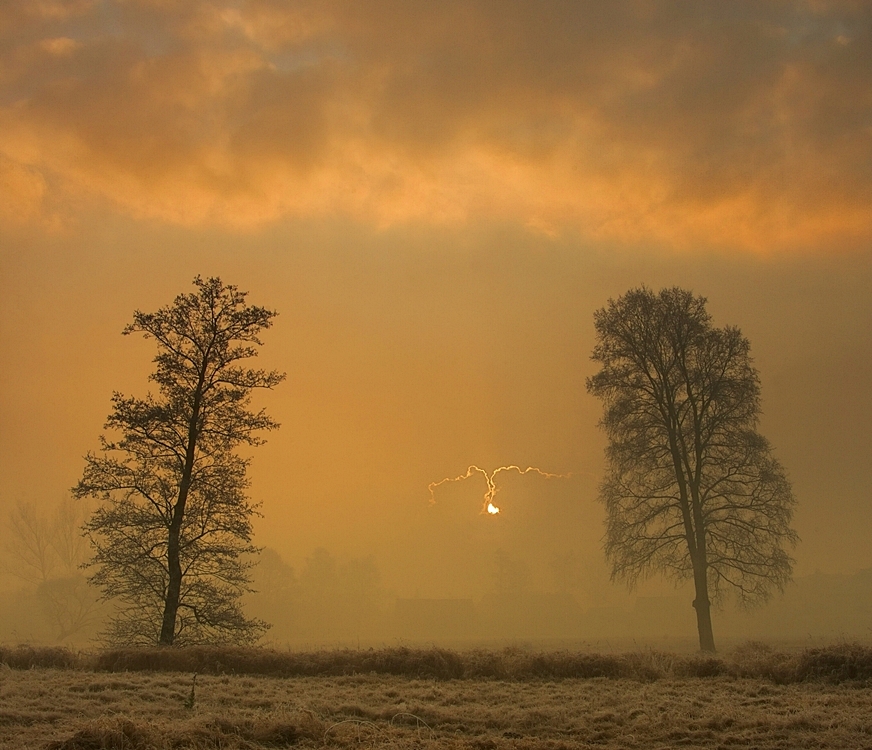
[792, 643, 872, 682]
[0, 645, 79, 670]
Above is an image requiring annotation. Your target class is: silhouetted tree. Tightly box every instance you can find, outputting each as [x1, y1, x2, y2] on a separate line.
[586, 287, 797, 652]
[74, 277, 284, 646]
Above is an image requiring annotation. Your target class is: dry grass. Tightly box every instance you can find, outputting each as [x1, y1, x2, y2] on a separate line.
[1, 643, 872, 748]
[4, 641, 872, 682]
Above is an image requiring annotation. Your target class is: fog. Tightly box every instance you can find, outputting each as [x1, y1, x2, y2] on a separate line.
[2, 231, 870, 648]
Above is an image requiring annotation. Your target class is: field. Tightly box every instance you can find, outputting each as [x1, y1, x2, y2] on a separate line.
[1, 644, 871, 749]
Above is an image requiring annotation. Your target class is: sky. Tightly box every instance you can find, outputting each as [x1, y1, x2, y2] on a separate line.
[1, 1, 871, 610]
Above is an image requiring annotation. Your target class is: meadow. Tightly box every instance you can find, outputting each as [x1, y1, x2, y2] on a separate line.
[1, 643, 871, 749]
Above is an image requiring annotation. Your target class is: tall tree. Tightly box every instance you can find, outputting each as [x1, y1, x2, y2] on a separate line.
[74, 277, 285, 646]
[586, 287, 797, 651]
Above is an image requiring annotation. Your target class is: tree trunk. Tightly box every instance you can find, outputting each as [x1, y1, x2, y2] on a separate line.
[692, 562, 716, 652]
[159, 521, 183, 645]
[159, 468, 195, 646]
[160, 478, 193, 645]
[159, 379, 205, 646]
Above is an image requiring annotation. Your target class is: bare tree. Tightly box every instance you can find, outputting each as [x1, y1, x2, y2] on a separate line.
[586, 287, 798, 651]
[6, 502, 55, 584]
[4, 497, 102, 641]
[74, 277, 284, 646]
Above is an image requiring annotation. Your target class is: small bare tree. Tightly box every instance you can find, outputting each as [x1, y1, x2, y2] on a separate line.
[4, 497, 102, 641]
[74, 277, 284, 646]
[586, 286, 798, 651]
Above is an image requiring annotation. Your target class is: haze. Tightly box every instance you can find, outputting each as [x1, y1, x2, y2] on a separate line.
[1, 1, 870, 647]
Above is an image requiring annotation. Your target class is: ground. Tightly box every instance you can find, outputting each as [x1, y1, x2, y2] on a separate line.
[1, 666, 871, 749]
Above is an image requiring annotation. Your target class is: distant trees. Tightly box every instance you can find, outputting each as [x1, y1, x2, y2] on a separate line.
[3, 497, 102, 641]
[245, 547, 385, 644]
[74, 277, 284, 646]
[586, 287, 798, 652]
[491, 549, 531, 599]
[295, 549, 383, 642]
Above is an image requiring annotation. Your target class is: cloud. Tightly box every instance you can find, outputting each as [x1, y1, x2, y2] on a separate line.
[0, 154, 47, 224]
[0, 0, 869, 250]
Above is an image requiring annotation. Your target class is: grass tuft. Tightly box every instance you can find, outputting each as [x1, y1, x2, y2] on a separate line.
[45, 718, 150, 749]
[44, 716, 317, 749]
[792, 642, 872, 682]
[730, 640, 794, 682]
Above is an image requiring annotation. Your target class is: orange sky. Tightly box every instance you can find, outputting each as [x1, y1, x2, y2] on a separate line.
[1, 1, 871, 602]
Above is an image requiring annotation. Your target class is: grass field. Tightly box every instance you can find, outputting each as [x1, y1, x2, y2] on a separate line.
[1, 644, 871, 749]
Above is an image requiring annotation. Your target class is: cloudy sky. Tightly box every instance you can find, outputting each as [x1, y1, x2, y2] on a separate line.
[1, 1, 870, 602]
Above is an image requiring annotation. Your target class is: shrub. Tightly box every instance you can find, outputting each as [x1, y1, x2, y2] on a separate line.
[792, 643, 872, 682]
[0, 645, 79, 670]
[727, 641, 794, 683]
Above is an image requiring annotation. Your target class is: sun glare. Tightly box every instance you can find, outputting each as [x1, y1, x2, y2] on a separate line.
[428, 465, 569, 516]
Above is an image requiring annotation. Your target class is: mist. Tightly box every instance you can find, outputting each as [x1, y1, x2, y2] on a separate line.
[2, 225, 870, 649]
